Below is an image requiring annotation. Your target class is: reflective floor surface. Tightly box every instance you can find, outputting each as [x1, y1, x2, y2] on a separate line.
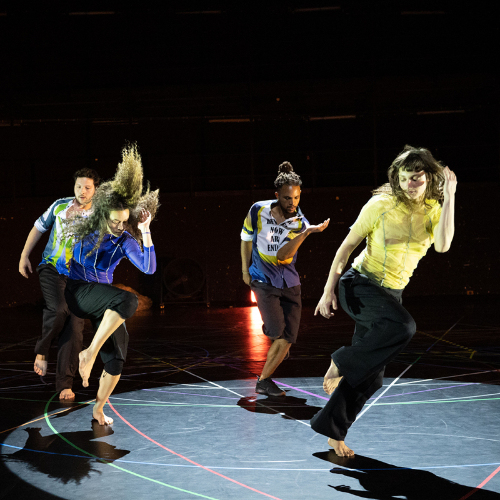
[1, 295, 499, 500]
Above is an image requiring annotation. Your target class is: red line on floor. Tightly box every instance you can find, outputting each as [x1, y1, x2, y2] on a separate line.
[459, 465, 500, 500]
[107, 401, 283, 500]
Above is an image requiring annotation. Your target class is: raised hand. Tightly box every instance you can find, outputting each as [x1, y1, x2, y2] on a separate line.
[307, 218, 330, 235]
[137, 209, 151, 232]
[442, 166, 457, 200]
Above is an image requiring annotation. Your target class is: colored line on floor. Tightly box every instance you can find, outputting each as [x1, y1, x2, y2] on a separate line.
[459, 465, 500, 500]
[43, 393, 221, 500]
[0, 399, 94, 435]
[357, 359, 418, 420]
[3, 441, 500, 472]
[108, 400, 284, 500]
[275, 381, 329, 401]
[129, 346, 313, 428]
[373, 396, 500, 406]
[0, 337, 39, 353]
[395, 369, 499, 385]
[423, 317, 464, 353]
[142, 388, 241, 399]
[418, 330, 476, 358]
[369, 383, 476, 400]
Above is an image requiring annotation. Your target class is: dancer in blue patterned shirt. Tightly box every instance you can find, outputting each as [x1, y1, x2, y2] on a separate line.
[64, 144, 159, 425]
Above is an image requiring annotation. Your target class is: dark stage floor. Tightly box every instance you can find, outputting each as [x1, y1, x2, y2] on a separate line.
[1, 296, 500, 500]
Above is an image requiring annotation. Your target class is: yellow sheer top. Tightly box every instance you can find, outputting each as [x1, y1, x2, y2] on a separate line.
[351, 194, 442, 289]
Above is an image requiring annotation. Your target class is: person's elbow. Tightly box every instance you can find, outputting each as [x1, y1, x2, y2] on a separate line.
[277, 249, 287, 261]
[434, 242, 450, 253]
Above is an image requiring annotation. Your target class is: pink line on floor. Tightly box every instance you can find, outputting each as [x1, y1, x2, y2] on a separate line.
[108, 401, 283, 500]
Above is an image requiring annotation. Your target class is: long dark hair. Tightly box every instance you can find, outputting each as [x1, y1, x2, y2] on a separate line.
[373, 145, 445, 208]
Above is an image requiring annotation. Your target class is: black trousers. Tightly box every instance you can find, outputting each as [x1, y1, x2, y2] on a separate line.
[34, 264, 84, 392]
[65, 279, 138, 375]
[310, 268, 415, 441]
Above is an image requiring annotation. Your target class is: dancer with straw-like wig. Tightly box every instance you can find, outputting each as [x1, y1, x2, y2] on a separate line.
[312, 145, 457, 457]
[64, 144, 159, 425]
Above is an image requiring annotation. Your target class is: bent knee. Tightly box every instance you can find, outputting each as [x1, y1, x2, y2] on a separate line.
[104, 359, 124, 376]
[49, 304, 70, 318]
[117, 292, 139, 319]
[401, 317, 416, 340]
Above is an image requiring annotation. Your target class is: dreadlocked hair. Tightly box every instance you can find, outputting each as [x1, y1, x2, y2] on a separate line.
[372, 144, 445, 209]
[274, 161, 302, 191]
[64, 143, 160, 256]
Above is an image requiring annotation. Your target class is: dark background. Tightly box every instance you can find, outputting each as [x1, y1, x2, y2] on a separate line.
[1, 1, 499, 307]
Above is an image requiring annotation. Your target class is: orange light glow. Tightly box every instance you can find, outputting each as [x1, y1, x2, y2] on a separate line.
[250, 291, 257, 305]
[249, 305, 263, 331]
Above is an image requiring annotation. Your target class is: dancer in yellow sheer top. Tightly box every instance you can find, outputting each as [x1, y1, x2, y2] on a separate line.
[312, 145, 457, 457]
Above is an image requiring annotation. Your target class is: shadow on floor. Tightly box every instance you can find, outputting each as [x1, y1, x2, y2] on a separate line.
[3, 421, 130, 484]
[313, 451, 500, 500]
[237, 394, 321, 420]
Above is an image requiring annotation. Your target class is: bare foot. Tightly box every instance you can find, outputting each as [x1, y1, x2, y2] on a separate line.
[34, 355, 47, 376]
[79, 350, 95, 388]
[93, 407, 114, 425]
[323, 359, 343, 395]
[328, 437, 354, 457]
[59, 388, 75, 400]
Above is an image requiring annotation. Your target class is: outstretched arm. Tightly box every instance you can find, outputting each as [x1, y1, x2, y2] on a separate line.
[19, 226, 44, 278]
[434, 167, 457, 253]
[314, 229, 364, 319]
[276, 219, 330, 262]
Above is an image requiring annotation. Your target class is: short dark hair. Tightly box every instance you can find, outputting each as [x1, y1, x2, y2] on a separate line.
[274, 161, 302, 191]
[73, 168, 100, 187]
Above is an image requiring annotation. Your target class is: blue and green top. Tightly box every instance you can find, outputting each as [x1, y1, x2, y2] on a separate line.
[35, 197, 90, 276]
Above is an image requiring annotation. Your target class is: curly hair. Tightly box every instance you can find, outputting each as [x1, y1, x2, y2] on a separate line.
[274, 161, 302, 191]
[373, 145, 445, 209]
[65, 144, 159, 255]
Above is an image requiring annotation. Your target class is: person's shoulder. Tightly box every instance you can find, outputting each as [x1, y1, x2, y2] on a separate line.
[249, 199, 274, 213]
[54, 196, 74, 205]
[425, 199, 442, 215]
[296, 206, 308, 223]
[252, 199, 274, 208]
[43, 196, 72, 211]
[425, 198, 440, 208]
[52, 197, 74, 211]
[121, 231, 139, 245]
[364, 193, 397, 210]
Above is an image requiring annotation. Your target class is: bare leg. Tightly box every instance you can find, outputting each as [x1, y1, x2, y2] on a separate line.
[34, 354, 48, 376]
[59, 388, 75, 400]
[328, 437, 354, 457]
[79, 309, 125, 387]
[260, 338, 291, 380]
[323, 359, 343, 395]
[93, 370, 120, 425]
